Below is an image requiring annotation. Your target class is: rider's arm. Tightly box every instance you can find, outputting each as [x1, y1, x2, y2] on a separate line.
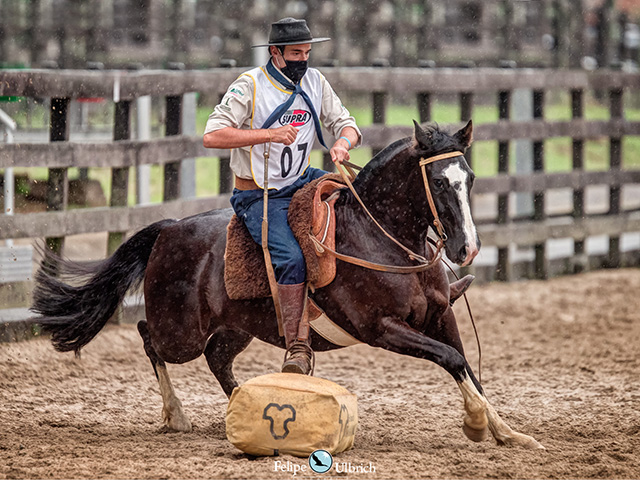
[203, 75, 253, 147]
[205, 126, 299, 148]
[204, 126, 269, 149]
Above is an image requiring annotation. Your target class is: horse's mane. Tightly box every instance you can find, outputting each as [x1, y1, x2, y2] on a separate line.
[352, 137, 412, 188]
[353, 123, 461, 188]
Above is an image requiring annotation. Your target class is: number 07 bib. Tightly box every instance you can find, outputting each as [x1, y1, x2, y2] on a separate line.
[244, 66, 323, 190]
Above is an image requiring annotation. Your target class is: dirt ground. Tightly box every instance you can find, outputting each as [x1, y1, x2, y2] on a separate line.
[1, 268, 639, 479]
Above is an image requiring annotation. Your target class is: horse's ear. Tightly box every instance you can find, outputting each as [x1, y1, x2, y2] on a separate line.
[413, 120, 432, 148]
[454, 119, 473, 150]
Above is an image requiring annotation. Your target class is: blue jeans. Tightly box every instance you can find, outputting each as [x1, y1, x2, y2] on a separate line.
[230, 167, 328, 285]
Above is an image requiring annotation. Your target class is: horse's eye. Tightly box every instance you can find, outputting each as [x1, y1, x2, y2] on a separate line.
[433, 179, 445, 189]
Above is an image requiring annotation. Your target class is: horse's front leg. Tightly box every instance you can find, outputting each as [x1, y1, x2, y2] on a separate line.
[456, 369, 544, 449]
[368, 316, 544, 449]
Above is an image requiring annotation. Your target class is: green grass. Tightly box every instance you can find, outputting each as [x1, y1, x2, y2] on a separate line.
[8, 95, 640, 205]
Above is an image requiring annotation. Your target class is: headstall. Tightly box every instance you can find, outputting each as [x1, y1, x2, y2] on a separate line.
[418, 150, 464, 244]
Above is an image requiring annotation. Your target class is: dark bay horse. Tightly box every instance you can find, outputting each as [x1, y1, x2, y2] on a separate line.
[31, 121, 543, 449]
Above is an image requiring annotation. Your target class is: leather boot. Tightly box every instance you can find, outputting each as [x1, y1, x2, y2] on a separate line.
[278, 283, 314, 375]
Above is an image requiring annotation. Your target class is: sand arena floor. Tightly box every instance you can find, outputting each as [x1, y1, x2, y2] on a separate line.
[1, 268, 639, 479]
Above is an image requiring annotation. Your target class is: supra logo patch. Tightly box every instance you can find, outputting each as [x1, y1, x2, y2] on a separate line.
[279, 109, 311, 127]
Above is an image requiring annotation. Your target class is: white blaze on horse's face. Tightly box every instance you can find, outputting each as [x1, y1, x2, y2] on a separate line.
[442, 162, 479, 266]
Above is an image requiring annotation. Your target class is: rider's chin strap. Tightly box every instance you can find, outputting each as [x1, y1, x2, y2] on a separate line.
[419, 151, 464, 243]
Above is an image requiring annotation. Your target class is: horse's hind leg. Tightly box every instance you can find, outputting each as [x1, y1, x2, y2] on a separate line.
[137, 321, 192, 432]
[432, 307, 544, 449]
[204, 329, 253, 398]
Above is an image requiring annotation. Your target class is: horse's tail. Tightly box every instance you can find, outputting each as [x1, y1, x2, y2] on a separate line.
[31, 219, 177, 354]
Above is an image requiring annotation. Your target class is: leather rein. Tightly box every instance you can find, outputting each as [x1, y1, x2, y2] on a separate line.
[310, 151, 464, 274]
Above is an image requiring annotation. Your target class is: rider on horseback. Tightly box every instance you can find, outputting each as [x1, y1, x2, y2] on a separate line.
[203, 18, 361, 375]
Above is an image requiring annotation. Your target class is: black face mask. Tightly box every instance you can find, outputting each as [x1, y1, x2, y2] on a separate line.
[277, 49, 308, 84]
[281, 60, 308, 84]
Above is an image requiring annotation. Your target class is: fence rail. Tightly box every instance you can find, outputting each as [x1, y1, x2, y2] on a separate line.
[1, 67, 639, 282]
[2, 120, 640, 170]
[2, 69, 640, 97]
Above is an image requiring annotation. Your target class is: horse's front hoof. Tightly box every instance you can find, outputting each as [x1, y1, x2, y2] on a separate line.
[462, 423, 489, 442]
[497, 431, 545, 450]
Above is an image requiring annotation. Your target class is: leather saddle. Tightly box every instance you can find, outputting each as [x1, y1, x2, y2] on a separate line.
[224, 173, 344, 301]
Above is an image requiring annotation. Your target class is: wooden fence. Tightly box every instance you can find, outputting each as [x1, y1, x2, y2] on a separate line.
[1, 67, 639, 283]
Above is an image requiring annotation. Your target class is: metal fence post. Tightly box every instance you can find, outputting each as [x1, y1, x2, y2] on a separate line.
[496, 89, 511, 281]
[571, 89, 587, 273]
[181, 92, 197, 199]
[0, 108, 16, 248]
[532, 90, 547, 279]
[459, 92, 473, 164]
[217, 92, 233, 194]
[136, 95, 152, 205]
[372, 91, 387, 157]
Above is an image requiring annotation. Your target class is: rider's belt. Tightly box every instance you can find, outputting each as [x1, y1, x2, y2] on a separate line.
[235, 176, 261, 191]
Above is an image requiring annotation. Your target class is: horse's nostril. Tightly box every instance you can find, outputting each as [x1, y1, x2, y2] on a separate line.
[459, 245, 468, 261]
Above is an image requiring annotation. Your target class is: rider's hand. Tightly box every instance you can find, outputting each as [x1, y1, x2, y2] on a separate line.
[269, 125, 298, 145]
[330, 138, 351, 164]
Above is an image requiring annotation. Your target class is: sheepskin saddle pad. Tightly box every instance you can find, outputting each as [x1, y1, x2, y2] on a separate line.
[224, 173, 345, 300]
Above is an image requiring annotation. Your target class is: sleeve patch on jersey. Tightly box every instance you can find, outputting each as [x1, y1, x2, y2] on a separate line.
[229, 86, 246, 98]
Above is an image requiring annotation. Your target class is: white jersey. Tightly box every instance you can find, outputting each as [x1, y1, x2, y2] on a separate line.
[242, 66, 323, 190]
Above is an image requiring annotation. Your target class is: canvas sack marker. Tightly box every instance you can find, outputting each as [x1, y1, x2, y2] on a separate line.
[226, 373, 358, 457]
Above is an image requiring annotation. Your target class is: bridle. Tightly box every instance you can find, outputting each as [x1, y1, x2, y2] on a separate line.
[419, 150, 465, 244]
[310, 150, 465, 274]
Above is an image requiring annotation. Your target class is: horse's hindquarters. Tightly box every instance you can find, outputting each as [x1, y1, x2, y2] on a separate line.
[144, 212, 230, 364]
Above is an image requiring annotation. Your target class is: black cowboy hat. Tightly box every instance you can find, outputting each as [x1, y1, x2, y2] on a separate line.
[251, 18, 330, 48]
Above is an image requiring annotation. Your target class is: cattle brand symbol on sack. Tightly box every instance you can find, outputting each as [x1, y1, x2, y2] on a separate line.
[262, 403, 296, 440]
[280, 109, 311, 127]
